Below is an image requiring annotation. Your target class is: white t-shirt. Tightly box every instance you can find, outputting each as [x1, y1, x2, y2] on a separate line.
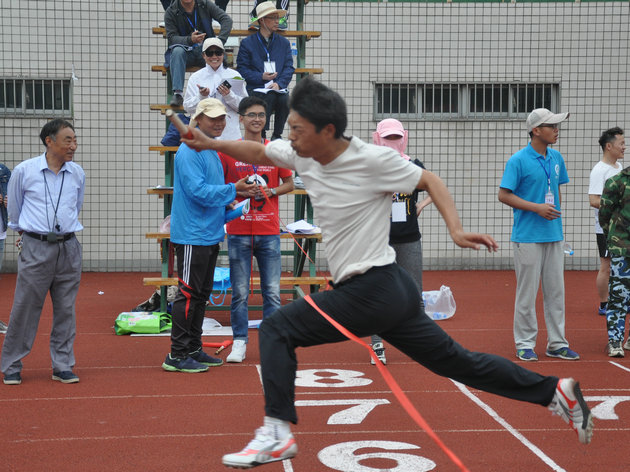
[588, 160, 623, 233]
[266, 137, 423, 283]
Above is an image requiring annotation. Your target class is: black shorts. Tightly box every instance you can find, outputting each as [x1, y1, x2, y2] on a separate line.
[597, 233, 610, 258]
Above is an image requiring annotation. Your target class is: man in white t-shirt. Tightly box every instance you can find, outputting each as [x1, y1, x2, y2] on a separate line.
[588, 127, 625, 316]
[181, 77, 594, 468]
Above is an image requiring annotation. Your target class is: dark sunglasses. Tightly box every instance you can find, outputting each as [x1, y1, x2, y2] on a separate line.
[538, 123, 558, 129]
[204, 49, 224, 57]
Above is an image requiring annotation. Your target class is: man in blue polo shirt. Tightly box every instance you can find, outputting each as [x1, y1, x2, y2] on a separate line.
[499, 108, 580, 362]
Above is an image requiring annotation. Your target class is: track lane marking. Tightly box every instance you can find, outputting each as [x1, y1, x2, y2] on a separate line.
[451, 380, 567, 472]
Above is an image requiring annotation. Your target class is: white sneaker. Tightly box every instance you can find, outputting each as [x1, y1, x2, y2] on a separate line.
[624, 338, 630, 351]
[370, 342, 386, 365]
[607, 340, 625, 358]
[227, 340, 247, 363]
[222, 426, 297, 468]
[548, 378, 594, 445]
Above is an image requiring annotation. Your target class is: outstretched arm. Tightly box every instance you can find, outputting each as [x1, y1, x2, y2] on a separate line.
[417, 170, 498, 252]
[181, 127, 275, 166]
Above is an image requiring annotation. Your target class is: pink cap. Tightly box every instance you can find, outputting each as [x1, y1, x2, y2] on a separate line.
[375, 118, 405, 138]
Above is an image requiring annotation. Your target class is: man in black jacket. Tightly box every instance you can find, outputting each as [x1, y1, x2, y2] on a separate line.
[164, 0, 232, 107]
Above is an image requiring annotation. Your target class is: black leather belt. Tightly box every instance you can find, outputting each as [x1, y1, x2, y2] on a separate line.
[24, 231, 75, 243]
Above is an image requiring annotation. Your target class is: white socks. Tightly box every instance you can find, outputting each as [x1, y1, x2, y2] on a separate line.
[264, 416, 292, 439]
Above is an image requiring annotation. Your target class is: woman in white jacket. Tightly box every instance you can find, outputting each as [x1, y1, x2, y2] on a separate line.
[183, 38, 248, 140]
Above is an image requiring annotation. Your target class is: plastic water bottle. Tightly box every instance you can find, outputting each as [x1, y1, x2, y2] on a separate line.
[563, 242, 574, 256]
[291, 42, 298, 65]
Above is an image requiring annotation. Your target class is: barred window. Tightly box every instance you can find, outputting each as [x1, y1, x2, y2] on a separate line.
[374, 83, 559, 120]
[0, 78, 72, 116]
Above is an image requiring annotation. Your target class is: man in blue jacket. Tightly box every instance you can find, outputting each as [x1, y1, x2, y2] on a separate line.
[237, 1, 294, 140]
[162, 98, 254, 373]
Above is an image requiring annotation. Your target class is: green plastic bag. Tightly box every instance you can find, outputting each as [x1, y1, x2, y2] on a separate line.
[114, 312, 172, 335]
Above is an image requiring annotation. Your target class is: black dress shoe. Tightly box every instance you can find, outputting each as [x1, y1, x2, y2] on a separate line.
[170, 93, 183, 108]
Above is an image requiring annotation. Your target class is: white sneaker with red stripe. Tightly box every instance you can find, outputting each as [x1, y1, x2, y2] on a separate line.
[222, 426, 298, 469]
[548, 378, 594, 444]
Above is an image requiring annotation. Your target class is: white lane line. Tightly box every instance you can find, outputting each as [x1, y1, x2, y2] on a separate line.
[451, 380, 567, 472]
[610, 361, 630, 373]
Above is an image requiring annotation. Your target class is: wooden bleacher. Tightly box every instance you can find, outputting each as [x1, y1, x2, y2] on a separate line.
[152, 26, 321, 40]
[151, 64, 323, 77]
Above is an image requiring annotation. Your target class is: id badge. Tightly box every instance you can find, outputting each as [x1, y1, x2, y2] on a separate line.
[545, 191, 554, 206]
[264, 61, 276, 74]
[391, 201, 406, 222]
[47, 232, 59, 243]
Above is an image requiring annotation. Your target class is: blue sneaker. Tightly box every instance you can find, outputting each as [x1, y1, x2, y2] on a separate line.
[3, 372, 22, 385]
[598, 307, 607, 316]
[162, 354, 209, 373]
[516, 349, 538, 361]
[52, 371, 79, 384]
[546, 347, 580, 360]
[190, 348, 223, 367]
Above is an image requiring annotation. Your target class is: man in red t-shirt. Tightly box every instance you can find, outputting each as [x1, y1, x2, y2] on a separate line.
[220, 96, 294, 363]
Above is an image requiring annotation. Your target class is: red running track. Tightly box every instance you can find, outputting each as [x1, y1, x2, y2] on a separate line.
[0, 270, 627, 471]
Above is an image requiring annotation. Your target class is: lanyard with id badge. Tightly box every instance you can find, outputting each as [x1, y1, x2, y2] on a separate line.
[538, 156, 554, 206]
[257, 33, 277, 75]
[392, 197, 407, 223]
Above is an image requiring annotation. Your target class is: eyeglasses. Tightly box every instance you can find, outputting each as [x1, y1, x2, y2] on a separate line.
[265, 15, 280, 21]
[204, 49, 224, 57]
[538, 124, 558, 129]
[241, 112, 267, 119]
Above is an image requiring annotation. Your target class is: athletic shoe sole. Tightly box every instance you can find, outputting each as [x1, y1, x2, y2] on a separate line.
[570, 382, 594, 444]
[545, 351, 580, 360]
[161, 363, 208, 373]
[3, 377, 21, 385]
[223, 439, 297, 469]
[554, 379, 594, 445]
[52, 374, 79, 384]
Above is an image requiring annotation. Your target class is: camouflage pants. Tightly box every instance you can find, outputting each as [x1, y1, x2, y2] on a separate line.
[607, 255, 630, 342]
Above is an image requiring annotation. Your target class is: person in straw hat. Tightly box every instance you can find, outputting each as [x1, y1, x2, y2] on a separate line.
[237, 1, 294, 141]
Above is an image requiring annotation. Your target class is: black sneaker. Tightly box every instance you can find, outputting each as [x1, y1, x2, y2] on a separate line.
[162, 354, 209, 373]
[52, 370, 80, 384]
[0, 320, 7, 334]
[170, 93, 184, 108]
[3, 372, 22, 385]
[190, 348, 223, 367]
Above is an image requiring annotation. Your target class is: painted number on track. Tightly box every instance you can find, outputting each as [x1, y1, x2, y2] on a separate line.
[585, 396, 630, 420]
[295, 369, 373, 388]
[295, 399, 390, 424]
[318, 441, 436, 472]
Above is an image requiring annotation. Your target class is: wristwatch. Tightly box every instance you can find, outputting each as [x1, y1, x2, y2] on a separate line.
[270, 188, 277, 196]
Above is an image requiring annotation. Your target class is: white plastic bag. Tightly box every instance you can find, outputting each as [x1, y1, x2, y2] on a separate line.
[422, 285, 456, 320]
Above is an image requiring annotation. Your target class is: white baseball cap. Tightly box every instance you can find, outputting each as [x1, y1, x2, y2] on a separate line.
[526, 108, 570, 133]
[202, 37, 224, 52]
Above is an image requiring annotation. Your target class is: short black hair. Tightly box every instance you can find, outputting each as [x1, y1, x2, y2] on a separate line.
[599, 126, 624, 151]
[289, 76, 347, 138]
[238, 96, 267, 115]
[40, 119, 74, 146]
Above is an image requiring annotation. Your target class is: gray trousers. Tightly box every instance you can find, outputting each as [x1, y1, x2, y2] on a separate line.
[512, 241, 568, 351]
[1, 234, 82, 375]
[372, 239, 424, 345]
